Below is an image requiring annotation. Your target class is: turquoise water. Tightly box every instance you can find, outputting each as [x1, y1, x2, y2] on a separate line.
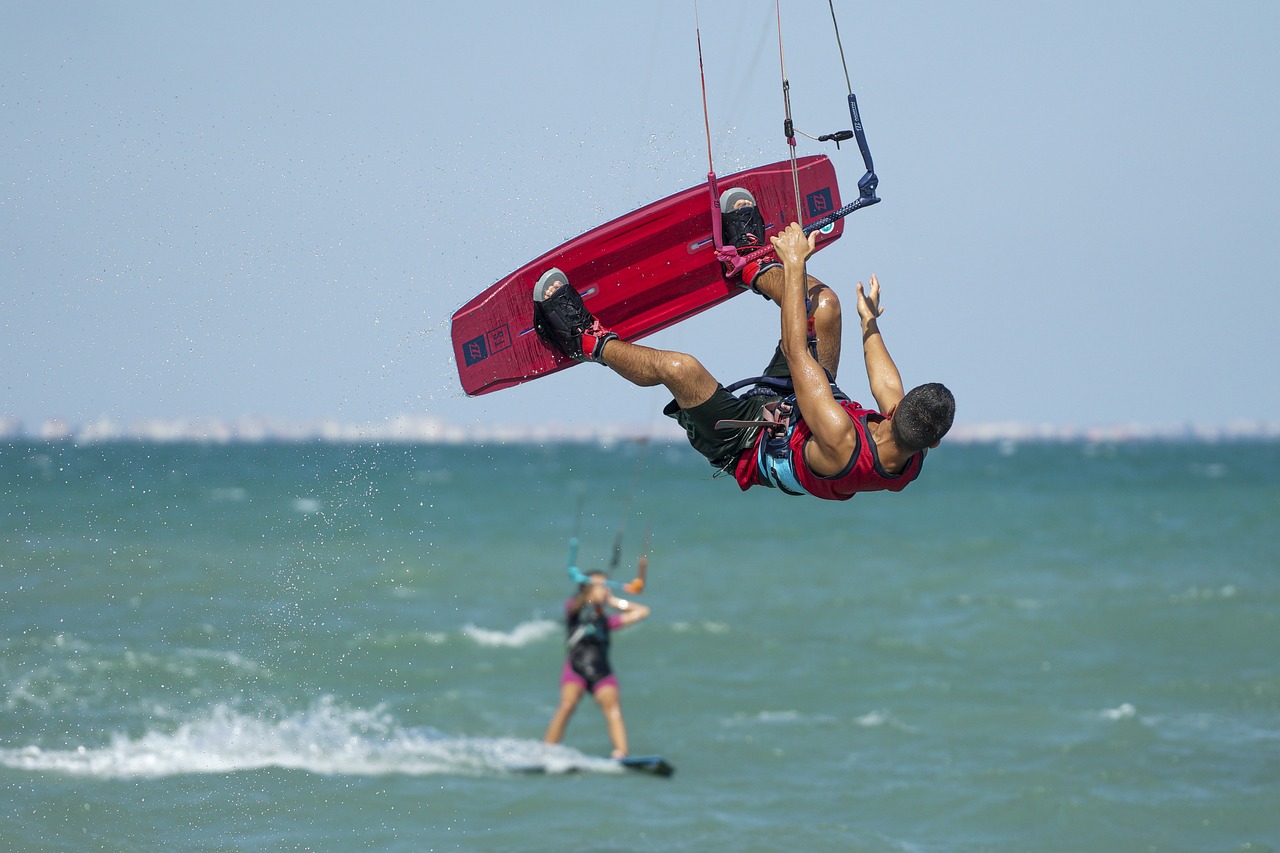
[2, 439, 1277, 852]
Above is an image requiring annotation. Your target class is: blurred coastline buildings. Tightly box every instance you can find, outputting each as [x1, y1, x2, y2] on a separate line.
[1, 414, 1277, 445]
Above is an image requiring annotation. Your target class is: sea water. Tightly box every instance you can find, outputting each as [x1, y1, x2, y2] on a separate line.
[2, 438, 1277, 852]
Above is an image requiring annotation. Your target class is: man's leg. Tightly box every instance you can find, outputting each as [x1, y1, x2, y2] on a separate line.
[537, 275, 720, 410]
[721, 191, 842, 379]
[748, 268, 843, 380]
[596, 339, 719, 411]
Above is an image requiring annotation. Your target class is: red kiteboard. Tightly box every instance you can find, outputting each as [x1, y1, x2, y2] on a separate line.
[451, 155, 844, 397]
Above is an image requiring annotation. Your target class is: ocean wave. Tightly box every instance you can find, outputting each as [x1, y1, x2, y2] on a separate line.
[208, 486, 246, 502]
[461, 619, 559, 648]
[722, 709, 840, 727]
[719, 708, 914, 732]
[854, 711, 891, 728]
[0, 697, 616, 779]
[292, 497, 322, 514]
[1168, 584, 1239, 603]
[1098, 702, 1138, 721]
[2, 636, 268, 712]
[1098, 706, 1280, 748]
[349, 620, 558, 650]
[353, 629, 449, 648]
[670, 621, 730, 635]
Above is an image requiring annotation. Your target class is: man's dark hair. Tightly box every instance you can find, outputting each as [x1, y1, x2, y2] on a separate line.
[890, 383, 955, 454]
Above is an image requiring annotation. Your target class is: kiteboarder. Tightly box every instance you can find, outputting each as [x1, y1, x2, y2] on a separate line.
[532, 190, 954, 501]
[543, 565, 651, 759]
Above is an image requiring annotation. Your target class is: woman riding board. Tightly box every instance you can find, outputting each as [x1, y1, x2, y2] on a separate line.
[543, 563, 650, 758]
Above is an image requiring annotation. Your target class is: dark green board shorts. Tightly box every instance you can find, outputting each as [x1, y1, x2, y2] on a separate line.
[663, 345, 790, 470]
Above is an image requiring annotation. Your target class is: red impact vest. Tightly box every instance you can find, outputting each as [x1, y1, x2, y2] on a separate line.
[732, 400, 925, 500]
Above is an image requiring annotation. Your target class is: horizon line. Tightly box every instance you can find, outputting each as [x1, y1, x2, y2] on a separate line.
[2, 413, 1278, 445]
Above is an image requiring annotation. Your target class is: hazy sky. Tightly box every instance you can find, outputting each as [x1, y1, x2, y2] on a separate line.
[4, 1, 1278, 433]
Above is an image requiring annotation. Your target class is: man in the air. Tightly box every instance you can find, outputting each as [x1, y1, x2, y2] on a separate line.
[532, 188, 954, 501]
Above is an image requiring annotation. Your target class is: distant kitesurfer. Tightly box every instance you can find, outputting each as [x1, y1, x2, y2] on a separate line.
[543, 565, 650, 759]
[532, 189, 954, 500]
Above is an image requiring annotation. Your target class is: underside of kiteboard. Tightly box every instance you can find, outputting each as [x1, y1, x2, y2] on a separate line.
[450, 155, 844, 397]
[508, 754, 675, 778]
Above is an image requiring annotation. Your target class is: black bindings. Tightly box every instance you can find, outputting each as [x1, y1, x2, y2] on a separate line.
[719, 187, 781, 293]
[532, 268, 619, 363]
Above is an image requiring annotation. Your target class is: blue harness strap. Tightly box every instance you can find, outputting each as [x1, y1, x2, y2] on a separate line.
[754, 397, 806, 496]
[715, 374, 852, 496]
[712, 296, 848, 491]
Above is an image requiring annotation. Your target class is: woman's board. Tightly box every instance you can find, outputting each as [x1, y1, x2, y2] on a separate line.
[508, 754, 675, 778]
[618, 755, 675, 778]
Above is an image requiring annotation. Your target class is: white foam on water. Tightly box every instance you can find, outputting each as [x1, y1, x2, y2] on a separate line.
[855, 711, 890, 727]
[755, 710, 802, 724]
[670, 621, 730, 635]
[3, 638, 269, 712]
[461, 619, 559, 648]
[292, 497, 322, 514]
[1099, 702, 1137, 721]
[722, 709, 840, 727]
[0, 697, 615, 779]
[208, 487, 246, 502]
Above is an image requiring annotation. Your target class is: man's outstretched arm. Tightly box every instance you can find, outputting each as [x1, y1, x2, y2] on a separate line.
[856, 275, 906, 414]
[771, 224, 857, 477]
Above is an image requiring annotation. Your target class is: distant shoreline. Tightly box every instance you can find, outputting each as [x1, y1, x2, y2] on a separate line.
[2, 415, 1277, 446]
